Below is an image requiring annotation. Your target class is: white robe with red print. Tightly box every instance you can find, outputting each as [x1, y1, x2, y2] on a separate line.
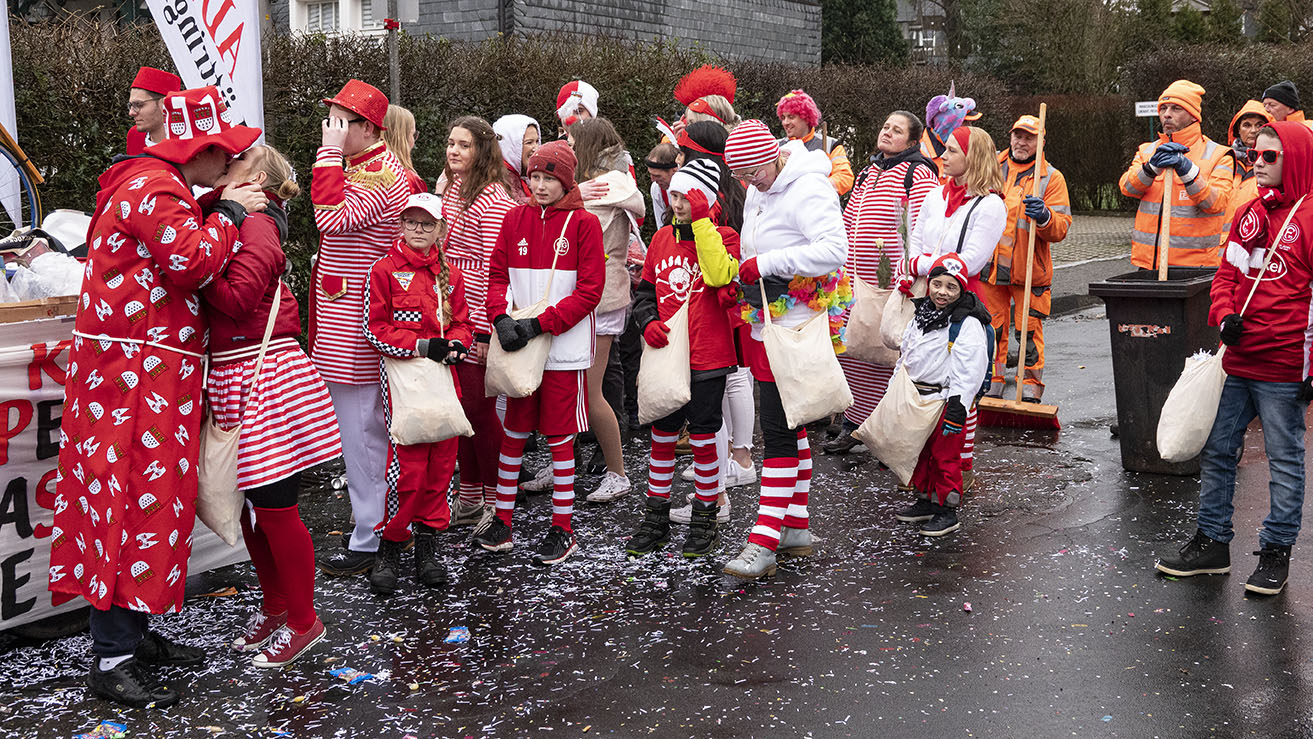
[48, 156, 240, 614]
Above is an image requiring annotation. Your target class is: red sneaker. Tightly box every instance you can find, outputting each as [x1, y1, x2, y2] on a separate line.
[232, 611, 287, 652]
[252, 619, 326, 668]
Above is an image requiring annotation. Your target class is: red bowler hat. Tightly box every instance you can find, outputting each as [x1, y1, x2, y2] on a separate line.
[148, 86, 261, 165]
[322, 79, 389, 130]
[131, 66, 181, 96]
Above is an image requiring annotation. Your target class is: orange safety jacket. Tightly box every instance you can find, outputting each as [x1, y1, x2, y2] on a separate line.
[920, 130, 947, 184]
[983, 152, 1072, 288]
[785, 129, 855, 195]
[1119, 121, 1235, 269]
[1220, 100, 1272, 247]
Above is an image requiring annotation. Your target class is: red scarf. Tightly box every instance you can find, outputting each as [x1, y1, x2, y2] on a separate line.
[944, 127, 973, 217]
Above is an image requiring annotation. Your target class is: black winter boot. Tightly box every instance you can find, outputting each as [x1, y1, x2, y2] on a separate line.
[1245, 543, 1292, 595]
[682, 500, 720, 557]
[413, 524, 448, 588]
[369, 538, 403, 595]
[626, 496, 672, 556]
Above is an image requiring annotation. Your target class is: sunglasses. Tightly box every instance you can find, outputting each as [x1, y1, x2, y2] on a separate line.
[1247, 148, 1282, 164]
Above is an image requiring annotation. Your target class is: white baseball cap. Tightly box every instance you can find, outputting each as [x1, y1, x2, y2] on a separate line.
[401, 192, 444, 222]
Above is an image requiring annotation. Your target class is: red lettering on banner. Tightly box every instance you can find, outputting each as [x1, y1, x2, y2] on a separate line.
[33, 467, 57, 539]
[0, 400, 33, 465]
[202, 0, 245, 78]
[27, 340, 70, 391]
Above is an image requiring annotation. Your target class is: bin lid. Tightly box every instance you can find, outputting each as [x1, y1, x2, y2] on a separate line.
[1088, 267, 1216, 299]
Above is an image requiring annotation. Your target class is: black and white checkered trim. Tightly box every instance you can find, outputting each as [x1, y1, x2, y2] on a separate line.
[393, 309, 422, 323]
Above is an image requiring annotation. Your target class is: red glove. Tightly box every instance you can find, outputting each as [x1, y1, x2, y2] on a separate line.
[643, 320, 670, 348]
[738, 256, 762, 285]
[896, 273, 916, 297]
[716, 284, 739, 310]
[686, 189, 712, 222]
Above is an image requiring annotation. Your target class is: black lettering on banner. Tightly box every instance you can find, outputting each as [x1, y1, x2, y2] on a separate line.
[1, 548, 35, 621]
[0, 477, 33, 539]
[36, 399, 61, 461]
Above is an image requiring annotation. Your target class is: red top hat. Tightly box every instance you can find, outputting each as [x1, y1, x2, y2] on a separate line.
[131, 67, 181, 96]
[322, 79, 389, 130]
[148, 86, 261, 165]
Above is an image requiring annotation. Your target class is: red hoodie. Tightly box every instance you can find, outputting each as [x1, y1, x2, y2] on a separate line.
[1211, 121, 1313, 382]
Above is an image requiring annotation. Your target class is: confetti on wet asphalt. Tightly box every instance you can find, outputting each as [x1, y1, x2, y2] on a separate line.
[5, 310, 1312, 737]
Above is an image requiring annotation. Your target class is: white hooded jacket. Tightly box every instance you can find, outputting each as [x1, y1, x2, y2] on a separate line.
[741, 140, 849, 339]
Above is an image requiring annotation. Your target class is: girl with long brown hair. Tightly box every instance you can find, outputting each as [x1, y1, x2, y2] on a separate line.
[440, 115, 517, 530]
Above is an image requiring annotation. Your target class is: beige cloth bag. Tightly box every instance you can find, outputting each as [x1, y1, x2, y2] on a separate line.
[1155, 197, 1303, 462]
[854, 365, 946, 485]
[759, 281, 853, 429]
[637, 302, 691, 425]
[845, 274, 900, 367]
[484, 212, 573, 398]
[879, 277, 926, 350]
[384, 288, 473, 445]
[197, 283, 281, 547]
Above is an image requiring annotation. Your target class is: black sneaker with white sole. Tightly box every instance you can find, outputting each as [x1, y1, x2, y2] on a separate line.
[472, 517, 513, 552]
[896, 497, 936, 523]
[1155, 530, 1230, 577]
[919, 504, 960, 537]
[532, 525, 577, 566]
[88, 657, 180, 709]
[1244, 543, 1291, 595]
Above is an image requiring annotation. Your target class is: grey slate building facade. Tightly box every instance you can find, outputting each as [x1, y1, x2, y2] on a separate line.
[269, 0, 821, 65]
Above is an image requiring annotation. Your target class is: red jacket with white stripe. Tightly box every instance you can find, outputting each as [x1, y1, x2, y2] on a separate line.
[843, 156, 939, 288]
[1210, 122, 1313, 383]
[442, 174, 516, 338]
[310, 141, 410, 384]
[487, 190, 605, 371]
[365, 240, 474, 369]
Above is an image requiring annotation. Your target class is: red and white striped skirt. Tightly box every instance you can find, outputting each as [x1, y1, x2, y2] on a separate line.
[838, 354, 893, 427]
[207, 339, 343, 490]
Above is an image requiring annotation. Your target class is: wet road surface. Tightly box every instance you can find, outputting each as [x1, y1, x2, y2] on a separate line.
[5, 307, 1313, 738]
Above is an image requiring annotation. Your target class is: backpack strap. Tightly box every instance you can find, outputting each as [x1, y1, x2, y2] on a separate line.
[947, 315, 996, 399]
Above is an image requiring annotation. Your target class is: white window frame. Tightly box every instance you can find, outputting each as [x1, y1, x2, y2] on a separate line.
[290, 0, 384, 36]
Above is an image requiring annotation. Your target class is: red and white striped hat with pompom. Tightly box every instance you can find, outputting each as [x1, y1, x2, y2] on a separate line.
[724, 120, 780, 171]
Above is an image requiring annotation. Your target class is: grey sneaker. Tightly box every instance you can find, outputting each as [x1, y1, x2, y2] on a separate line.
[723, 542, 777, 579]
[450, 499, 485, 527]
[777, 526, 814, 558]
[520, 466, 554, 493]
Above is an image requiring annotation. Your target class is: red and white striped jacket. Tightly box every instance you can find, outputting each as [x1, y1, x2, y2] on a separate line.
[442, 174, 516, 338]
[844, 158, 939, 287]
[309, 141, 410, 384]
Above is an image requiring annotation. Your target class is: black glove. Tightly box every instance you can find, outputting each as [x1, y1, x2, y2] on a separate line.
[1219, 313, 1244, 346]
[493, 314, 529, 352]
[516, 317, 543, 340]
[420, 337, 451, 361]
[941, 396, 967, 436]
[1298, 377, 1313, 403]
[443, 340, 468, 365]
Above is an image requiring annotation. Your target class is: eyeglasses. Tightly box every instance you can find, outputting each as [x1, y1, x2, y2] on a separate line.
[1247, 148, 1283, 164]
[127, 98, 160, 113]
[730, 165, 767, 182]
[402, 218, 438, 233]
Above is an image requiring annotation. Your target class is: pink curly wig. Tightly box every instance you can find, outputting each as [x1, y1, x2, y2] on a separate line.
[775, 89, 821, 130]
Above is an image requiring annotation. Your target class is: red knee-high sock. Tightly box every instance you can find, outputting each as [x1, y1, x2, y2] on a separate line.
[748, 458, 798, 550]
[689, 431, 720, 505]
[240, 511, 286, 616]
[252, 506, 317, 632]
[783, 429, 811, 528]
[647, 428, 679, 499]
[548, 434, 576, 532]
[960, 406, 977, 472]
[496, 431, 529, 527]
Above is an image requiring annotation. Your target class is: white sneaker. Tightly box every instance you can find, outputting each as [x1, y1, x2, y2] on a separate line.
[585, 471, 632, 503]
[669, 493, 730, 523]
[725, 461, 757, 488]
[520, 465, 554, 492]
[680, 465, 696, 482]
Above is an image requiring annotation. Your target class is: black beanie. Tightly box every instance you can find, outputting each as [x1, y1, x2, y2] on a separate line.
[1263, 80, 1301, 111]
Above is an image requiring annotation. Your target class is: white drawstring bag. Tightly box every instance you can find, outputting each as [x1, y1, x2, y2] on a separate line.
[853, 365, 945, 485]
[384, 288, 473, 445]
[484, 212, 573, 398]
[1156, 349, 1226, 462]
[879, 277, 926, 350]
[759, 282, 853, 428]
[637, 302, 691, 425]
[844, 274, 900, 367]
[198, 284, 281, 547]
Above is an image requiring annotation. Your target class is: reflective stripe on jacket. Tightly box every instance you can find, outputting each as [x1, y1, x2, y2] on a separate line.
[984, 153, 1072, 287]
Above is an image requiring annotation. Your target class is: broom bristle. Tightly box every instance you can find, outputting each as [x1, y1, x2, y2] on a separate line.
[977, 398, 1061, 430]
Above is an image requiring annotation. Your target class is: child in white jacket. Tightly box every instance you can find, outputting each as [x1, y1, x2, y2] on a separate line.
[893, 253, 991, 537]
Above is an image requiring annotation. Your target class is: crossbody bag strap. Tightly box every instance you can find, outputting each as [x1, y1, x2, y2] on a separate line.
[236, 282, 283, 424]
[538, 210, 575, 304]
[954, 196, 986, 254]
[1240, 196, 1305, 317]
